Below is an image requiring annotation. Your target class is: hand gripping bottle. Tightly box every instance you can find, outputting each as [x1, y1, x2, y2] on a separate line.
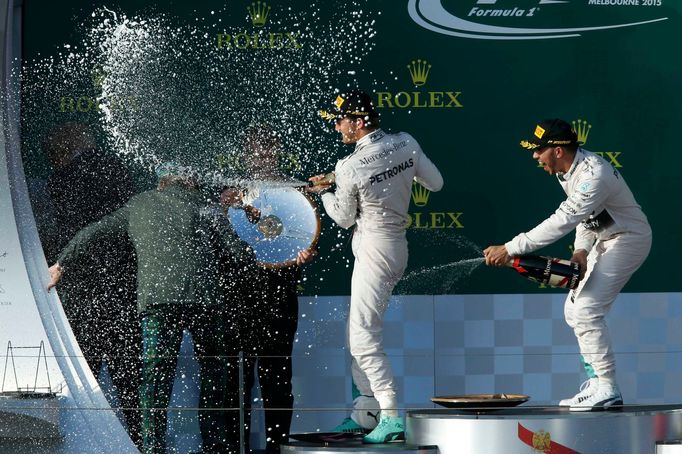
[507, 255, 581, 290]
[308, 172, 335, 187]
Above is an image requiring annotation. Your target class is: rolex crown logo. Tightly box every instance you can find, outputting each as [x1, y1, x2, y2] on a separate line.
[411, 181, 431, 207]
[279, 152, 302, 172]
[407, 59, 432, 87]
[572, 118, 592, 145]
[92, 67, 106, 90]
[248, 1, 271, 27]
[216, 152, 245, 172]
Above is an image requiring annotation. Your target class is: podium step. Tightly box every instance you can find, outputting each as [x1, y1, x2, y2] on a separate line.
[282, 435, 437, 454]
[657, 440, 682, 454]
[407, 404, 682, 454]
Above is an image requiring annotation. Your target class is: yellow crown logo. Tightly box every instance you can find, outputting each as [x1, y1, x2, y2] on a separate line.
[407, 59, 432, 87]
[92, 66, 106, 90]
[247, 1, 271, 27]
[279, 152, 302, 172]
[215, 152, 244, 172]
[532, 429, 551, 453]
[572, 118, 592, 145]
[411, 181, 431, 207]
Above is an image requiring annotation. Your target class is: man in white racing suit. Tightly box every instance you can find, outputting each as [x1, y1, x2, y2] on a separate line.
[484, 118, 651, 411]
[309, 90, 443, 442]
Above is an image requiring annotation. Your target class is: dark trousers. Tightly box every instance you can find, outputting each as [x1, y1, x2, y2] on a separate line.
[60, 264, 142, 447]
[82, 318, 142, 449]
[230, 267, 299, 453]
[140, 306, 233, 454]
[241, 321, 297, 452]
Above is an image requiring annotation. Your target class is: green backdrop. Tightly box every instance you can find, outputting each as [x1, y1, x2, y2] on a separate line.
[20, 0, 682, 295]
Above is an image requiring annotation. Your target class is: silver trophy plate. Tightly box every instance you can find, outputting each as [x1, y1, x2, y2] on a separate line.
[228, 186, 321, 268]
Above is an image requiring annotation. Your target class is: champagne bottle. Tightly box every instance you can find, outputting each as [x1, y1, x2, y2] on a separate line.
[506, 255, 581, 290]
[308, 172, 335, 187]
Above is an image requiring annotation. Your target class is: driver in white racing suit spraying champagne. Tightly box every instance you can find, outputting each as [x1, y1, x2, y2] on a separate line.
[484, 118, 651, 412]
[309, 90, 443, 443]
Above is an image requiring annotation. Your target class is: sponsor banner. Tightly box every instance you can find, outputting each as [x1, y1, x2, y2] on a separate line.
[216, 2, 302, 49]
[376, 58, 463, 109]
[21, 0, 682, 294]
[409, 0, 668, 40]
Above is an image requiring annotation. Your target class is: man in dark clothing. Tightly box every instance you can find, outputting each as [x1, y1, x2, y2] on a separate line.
[224, 126, 315, 452]
[43, 122, 134, 258]
[41, 122, 141, 445]
[48, 168, 254, 454]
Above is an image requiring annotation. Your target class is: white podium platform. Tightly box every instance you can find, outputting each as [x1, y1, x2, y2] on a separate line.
[407, 405, 682, 454]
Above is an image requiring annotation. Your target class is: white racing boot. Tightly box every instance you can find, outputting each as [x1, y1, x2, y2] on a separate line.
[559, 377, 599, 407]
[569, 382, 623, 412]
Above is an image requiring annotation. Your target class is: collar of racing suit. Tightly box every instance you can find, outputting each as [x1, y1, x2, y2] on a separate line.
[353, 128, 385, 154]
[557, 147, 584, 182]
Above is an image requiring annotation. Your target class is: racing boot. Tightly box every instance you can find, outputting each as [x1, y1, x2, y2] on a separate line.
[362, 415, 405, 444]
[570, 382, 623, 412]
[559, 377, 599, 406]
[332, 417, 365, 433]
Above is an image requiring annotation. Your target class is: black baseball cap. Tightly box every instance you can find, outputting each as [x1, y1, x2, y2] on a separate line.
[520, 119, 580, 150]
[319, 90, 378, 122]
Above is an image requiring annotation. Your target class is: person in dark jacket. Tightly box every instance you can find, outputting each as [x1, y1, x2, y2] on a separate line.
[226, 126, 315, 453]
[48, 165, 254, 454]
[42, 122, 141, 445]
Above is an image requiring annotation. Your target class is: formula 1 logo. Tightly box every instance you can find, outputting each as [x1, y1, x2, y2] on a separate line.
[408, 0, 668, 40]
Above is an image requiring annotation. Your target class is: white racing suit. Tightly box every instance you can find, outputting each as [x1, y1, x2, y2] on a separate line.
[321, 129, 443, 420]
[505, 149, 651, 380]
